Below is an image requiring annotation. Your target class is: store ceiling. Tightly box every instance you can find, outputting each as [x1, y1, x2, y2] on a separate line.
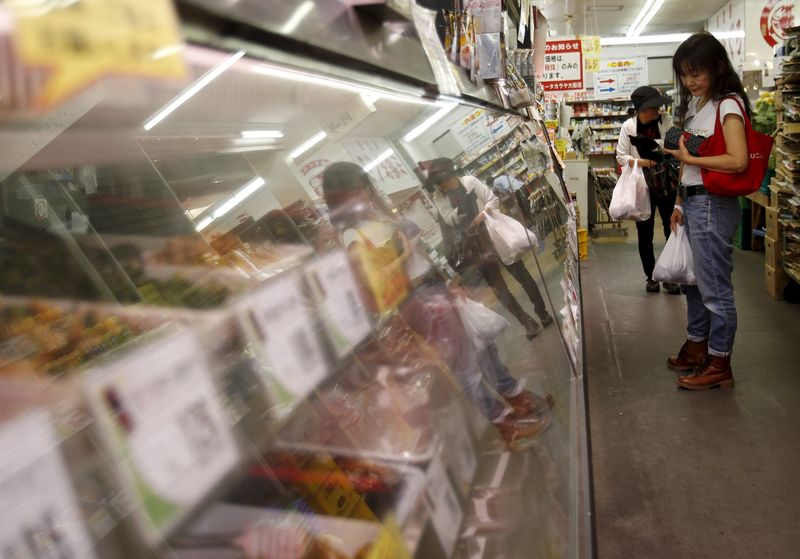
[541, 0, 731, 38]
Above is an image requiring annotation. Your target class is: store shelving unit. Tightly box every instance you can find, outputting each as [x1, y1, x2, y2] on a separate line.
[564, 100, 631, 157]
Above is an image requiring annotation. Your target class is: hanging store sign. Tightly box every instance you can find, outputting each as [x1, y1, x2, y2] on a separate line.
[708, 1, 746, 74]
[593, 57, 648, 99]
[0, 411, 97, 559]
[760, 0, 796, 47]
[322, 95, 377, 142]
[451, 109, 494, 155]
[342, 137, 418, 194]
[540, 39, 584, 92]
[580, 35, 602, 73]
[4, 0, 186, 112]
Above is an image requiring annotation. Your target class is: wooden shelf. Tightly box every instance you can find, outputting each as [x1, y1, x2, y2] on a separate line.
[747, 190, 770, 208]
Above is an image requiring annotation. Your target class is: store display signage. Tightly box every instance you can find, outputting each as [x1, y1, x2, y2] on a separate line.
[240, 272, 330, 415]
[84, 329, 239, 542]
[452, 109, 494, 155]
[342, 137, 418, 195]
[305, 250, 372, 359]
[580, 35, 602, 73]
[593, 57, 648, 100]
[424, 457, 463, 557]
[0, 411, 97, 559]
[540, 39, 584, 92]
[322, 95, 377, 142]
[6, 0, 186, 111]
[708, 1, 745, 74]
[760, 0, 795, 47]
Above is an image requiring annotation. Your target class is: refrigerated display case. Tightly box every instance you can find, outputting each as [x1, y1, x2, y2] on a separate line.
[0, 2, 591, 558]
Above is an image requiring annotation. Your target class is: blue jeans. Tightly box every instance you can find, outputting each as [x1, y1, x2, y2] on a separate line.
[474, 343, 521, 422]
[683, 194, 740, 357]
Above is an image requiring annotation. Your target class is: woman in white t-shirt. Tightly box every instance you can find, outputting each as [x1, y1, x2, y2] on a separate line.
[662, 32, 751, 391]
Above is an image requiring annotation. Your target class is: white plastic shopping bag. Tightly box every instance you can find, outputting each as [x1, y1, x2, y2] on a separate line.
[455, 296, 509, 351]
[609, 160, 651, 221]
[653, 224, 696, 285]
[483, 211, 538, 265]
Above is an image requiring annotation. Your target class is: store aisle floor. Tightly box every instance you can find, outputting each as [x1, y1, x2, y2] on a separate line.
[582, 234, 800, 559]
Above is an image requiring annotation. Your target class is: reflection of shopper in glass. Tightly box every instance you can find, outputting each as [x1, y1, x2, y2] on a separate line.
[425, 158, 553, 340]
[616, 86, 681, 295]
[493, 173, 534, 227]
[662, 33, 750, 390]
[322, 161, 552, 447]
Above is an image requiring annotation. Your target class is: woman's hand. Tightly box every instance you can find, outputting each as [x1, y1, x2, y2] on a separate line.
[670, 206, 684, 234]
[471, 210, 487, 226]
[662, 136, 693, 164]
[629, 159, 655, 168]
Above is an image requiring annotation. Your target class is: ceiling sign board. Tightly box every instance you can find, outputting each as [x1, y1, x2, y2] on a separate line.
[321, 94, 377, 142]
[593, 57, 649, 100]
[540, 39, 584, 92]
[6, 0, 186, 112]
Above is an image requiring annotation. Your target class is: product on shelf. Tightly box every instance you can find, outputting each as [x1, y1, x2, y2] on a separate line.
[0, 302, 153, 377]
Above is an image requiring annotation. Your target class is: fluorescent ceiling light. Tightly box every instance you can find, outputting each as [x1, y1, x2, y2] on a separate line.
[280, 1, 314, 34]
[290, 130, 327, 159]
[626, 0, 664, 38]
[251, 63, 435, 106]
[144, 50, 245, 131]
[601, 33, 690, 46]
[403, 102, 458, 143]
[195, 177, 266, 231]
[218, 146, 279, 154]
[364, 149, 394, 172]
[713, 30, 746, 40]
[240, 130, 284, 139]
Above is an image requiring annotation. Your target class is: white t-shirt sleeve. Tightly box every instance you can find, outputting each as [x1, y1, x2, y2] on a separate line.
[718, 97, 745, 125]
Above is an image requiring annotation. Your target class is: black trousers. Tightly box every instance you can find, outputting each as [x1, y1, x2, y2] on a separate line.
[476, 258, 548, 326]
[636, 189, 675, 280]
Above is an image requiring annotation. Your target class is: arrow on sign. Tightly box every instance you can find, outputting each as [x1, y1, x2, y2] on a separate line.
[600, 87, 616, 93]
[599, 79, 615, 84]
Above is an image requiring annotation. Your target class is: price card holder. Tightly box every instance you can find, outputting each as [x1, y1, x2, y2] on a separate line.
[424, 457, 463, 557]
[305, 250, 373, 359]
[238, 271, 330, 418]
[83, 329, 239, 544]
[0, 410, 97, 558]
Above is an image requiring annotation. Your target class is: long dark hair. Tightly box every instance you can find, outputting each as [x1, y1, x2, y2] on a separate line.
[321, 161, 394, 227]
[672, 32, 751, 124]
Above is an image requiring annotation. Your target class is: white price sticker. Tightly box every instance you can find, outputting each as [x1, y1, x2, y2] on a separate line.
[0, 411, 96, 558]
[240, 272, 330, 414]
[424, 457, 463, 557]
[84, 329, 239, 541]
[305, 250, 372, 358]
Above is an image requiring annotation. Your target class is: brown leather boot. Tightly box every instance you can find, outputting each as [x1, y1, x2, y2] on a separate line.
[667, 339, 708, 371]
[677, 355, 734, 390]
[505, 390, 554, 418]
[494, 415, 551, 450]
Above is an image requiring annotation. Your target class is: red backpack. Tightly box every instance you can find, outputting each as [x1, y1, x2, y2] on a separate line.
[698, 95, 774, 196]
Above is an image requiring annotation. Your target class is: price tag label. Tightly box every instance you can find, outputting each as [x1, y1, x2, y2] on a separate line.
[424, 457, 463, 557]
[239, 272, 330, 415]
[305, 250, 372, 359]
[84, 329, 239, 542]
[0, 411, 96, 558]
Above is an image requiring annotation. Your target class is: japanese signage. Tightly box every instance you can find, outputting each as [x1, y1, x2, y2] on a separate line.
[760, 0, 795, 47]
[6, 0, 186, 112]
[290, 142, 351, 201]
[580, 35, 602, 73]
[0, 411, 97, 559]
[593, 57, 649, 99]
[541, 39, 584, 92]
[84, 329, 239, 542]
[709, 1, 746, 74]
[452, 109, 494, 155]
[322, 95, 376, 142]
[342, 137, 418, 194]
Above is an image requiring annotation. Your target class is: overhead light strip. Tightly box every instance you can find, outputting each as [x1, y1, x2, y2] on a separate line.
[280, 1, 314, 34]
[601, 33, 690, 46]
[364, 149, 394, 172]
[626, 0, 664, 38]
[240, 130, 284, 139]
[289, 130, 328, 159]
[144, 50, 245, 131]
[403, 102, 458, 143]
[195, 176, 266, 231]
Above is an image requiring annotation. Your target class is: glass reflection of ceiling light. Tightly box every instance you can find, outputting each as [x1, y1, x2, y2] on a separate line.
[364, 149, 394, 172]
[290, 130, 328, 159]
[144, 50, 246, 131]
[280, 0, 314, 34]
[626, 0, 664, 38]
[196, 177, 266, 231]
[601, 33, 690, 46]
[240, 130, 284, 139]
[152, 45, 184, 60]
[251, 63, 435, 106]
[403, 102, 458, 143]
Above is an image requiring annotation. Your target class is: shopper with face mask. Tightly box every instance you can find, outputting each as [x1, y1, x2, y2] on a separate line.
[616, 86, 681, 294]
[662, 32, 752, 390]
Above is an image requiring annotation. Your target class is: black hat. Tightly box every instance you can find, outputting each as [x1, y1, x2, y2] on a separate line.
[423, 157, 461, 188]
[630, 86, 671, 112]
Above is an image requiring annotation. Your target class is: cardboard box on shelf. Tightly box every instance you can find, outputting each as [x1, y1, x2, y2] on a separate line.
[765, 263, 790, 300]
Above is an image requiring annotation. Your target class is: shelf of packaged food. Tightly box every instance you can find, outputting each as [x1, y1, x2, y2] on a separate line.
[570, 112, 629, 118]
[459, 129, 518, 169]
[568, 124, 622, 131]
[485, 155, 525, 178]
[565, 98, 631, 104]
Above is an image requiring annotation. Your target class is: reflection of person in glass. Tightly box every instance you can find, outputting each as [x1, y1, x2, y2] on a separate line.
[322, 161, 552, 448]
[425, 157, 553, 340]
